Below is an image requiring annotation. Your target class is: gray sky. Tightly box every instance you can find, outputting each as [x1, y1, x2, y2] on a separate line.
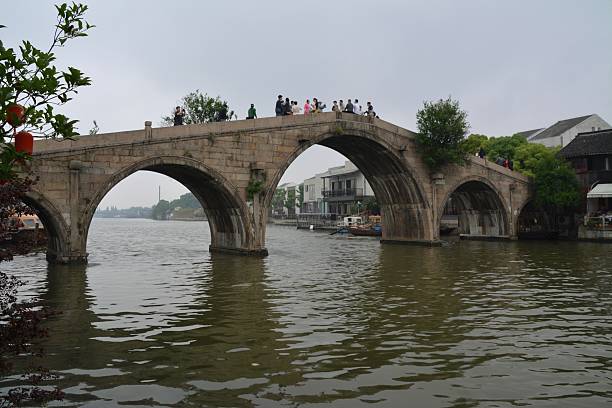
[4, 0, 612, 208]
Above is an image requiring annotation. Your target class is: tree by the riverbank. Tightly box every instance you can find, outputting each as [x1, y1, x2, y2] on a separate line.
[0, 3, 93, 406]
[514, 143, 580, 209]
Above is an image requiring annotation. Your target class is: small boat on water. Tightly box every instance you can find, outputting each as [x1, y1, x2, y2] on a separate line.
[330, 215, 383, 237]
[2, 214, 46, 246]
[348, 215, 382, 237]
[348, 224, 382, 236]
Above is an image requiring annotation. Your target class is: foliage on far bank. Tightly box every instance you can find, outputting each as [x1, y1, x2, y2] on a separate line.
[514, 143, 580, 209]
[151, 199, 170, 220]
[415, 97, 470, 171]
[462, 133, 580, 209]
[161, 90, 232, 126]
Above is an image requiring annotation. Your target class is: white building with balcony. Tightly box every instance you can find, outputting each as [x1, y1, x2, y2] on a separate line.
[302, 161, 374, 216]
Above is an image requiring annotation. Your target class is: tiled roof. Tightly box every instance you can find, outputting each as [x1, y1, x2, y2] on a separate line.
[530, 115, 593, 141]
[558, 129, 612, 158]
[514, 128, 543, 139]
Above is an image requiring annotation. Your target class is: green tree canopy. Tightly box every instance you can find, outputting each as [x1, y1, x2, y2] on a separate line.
[162, 90, 231, 126]
[168, 192, 201, 209]
[363, 196, 380, 214]
[0, 3, 93, 142]
[461, 133, 489, 156]
[512, 143, 580, 209]
[284, 189, 296, 211]
[151, 199, 170, 220]
[271, 188, 286, 211]
[415, 97, 470, 171]
[297, 184, 304, 208]
[484, 134, 528, 162]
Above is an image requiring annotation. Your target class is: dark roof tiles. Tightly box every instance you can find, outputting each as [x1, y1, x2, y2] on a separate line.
[558, 129, 612, 158]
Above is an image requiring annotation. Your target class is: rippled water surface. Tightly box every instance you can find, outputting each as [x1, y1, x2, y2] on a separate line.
[2, 218, 612, 407]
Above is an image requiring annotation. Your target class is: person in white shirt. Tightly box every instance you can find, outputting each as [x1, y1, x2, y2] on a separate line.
[354, 99, 362, 115]
[291, 101, 302, 115]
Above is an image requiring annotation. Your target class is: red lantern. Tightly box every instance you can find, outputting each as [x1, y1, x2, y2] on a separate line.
[15, 131, 33, 155]
[6, 104, 25, 127]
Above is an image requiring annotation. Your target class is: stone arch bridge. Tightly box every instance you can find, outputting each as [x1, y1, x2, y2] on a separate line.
[26, 112, 531, 263]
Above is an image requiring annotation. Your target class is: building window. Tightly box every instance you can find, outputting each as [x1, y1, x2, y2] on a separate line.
[346, 179, 352, 190]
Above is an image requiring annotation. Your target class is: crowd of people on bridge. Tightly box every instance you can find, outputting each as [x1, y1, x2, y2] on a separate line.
[273, 95, 378, 118]
[173, 94, 378, 125]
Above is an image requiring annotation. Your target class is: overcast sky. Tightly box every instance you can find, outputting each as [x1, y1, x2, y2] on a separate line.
[4, 1, 612, 208]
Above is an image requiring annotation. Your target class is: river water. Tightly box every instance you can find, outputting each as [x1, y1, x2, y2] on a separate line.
[2, 218, 612, 407]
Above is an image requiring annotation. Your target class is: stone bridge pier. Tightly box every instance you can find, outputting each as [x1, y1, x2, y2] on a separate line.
[26, 113, 531, 263]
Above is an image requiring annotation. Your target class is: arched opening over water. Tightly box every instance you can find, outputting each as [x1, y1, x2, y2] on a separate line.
[438, 180, 509, 238]
[264, 131, 432, 243]
[265, 145, 380, 233]
[20, 190, 68, 263]
[516, 200, 555, 239]
[84, 157, 253, 258]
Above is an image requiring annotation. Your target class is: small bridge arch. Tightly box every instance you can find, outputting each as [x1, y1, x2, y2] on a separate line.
[23, 190, 71, 263]
[438, 177, 511, 238]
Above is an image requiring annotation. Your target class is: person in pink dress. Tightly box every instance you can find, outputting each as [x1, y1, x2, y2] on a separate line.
[304, 99, 311, 115]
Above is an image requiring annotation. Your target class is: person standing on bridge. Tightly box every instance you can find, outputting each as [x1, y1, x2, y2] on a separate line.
[247, 104, 257, 119]
[312, 98, 319, 113]
[292, 101, 302, 115]
[173, 106, 185, 126]
[332, 101, 340, 112]
[275, 95, 284, 117]
[344, 99, 354, 113]
[304, 99, 311, 115]
[354, 99, 362, 115]
[366, 101, 375, 117]
[339, 100, 345, 112]
[284, 97, 293, 115]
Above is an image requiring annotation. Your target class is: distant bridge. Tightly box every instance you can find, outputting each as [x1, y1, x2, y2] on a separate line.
[27, 112, 532, 263]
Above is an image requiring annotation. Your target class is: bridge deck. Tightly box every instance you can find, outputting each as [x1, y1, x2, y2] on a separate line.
[31, 111, 528, 184]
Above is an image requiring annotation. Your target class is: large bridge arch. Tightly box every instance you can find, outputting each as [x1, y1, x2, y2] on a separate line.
[437, 177, 511, 238]
[81, 156, 260, 259]
[23, 190, 71, 263]
[264, 128, 435, 243]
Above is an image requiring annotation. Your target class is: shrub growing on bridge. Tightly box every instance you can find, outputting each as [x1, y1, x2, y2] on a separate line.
[162, 90, 232, 126]
[415, 97, 470, 171]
